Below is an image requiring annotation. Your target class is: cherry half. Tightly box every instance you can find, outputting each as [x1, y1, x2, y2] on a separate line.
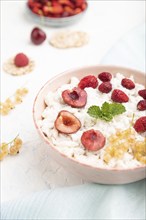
[62, 87, 87, 108]
[81, 129, 106, 151]
[55, 110, 81, 134]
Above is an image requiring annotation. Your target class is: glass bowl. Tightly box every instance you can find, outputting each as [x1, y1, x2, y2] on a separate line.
[26, 3, 88, 27]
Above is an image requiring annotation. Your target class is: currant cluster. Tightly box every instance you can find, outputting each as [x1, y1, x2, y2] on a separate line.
[0, 136, 23, 161]
[0, 88, 28, 116]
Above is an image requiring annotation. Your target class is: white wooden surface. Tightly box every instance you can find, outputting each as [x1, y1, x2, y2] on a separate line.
[1, 0, 145, 202]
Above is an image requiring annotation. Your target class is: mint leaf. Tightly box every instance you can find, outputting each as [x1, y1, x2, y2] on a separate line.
[100, 102, 113, 121]
[101, 102, 112, 114]
[101, 102, 126, 116]
[87, 106, 102, 119]
[102, 114, 113, 122]
[87, 102, 126, 122]
[109, 102, 126, 116]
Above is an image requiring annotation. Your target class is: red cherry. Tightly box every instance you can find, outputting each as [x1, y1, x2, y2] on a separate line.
[31, 27, 46, 45]
[62, 87, 87, 108]
[55, 110, 81, 134]
[81, 129, 106, 151]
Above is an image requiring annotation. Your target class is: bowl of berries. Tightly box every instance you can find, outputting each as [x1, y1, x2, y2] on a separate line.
[27, 0, 88, 27]
[33, 65, 146, 184]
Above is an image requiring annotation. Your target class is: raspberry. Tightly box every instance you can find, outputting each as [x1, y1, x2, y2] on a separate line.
[14, 53, 29, 67]
[98, 72, 112, 82]
[111, 89, 129, 103]
[78, 75, 98, 89]
[138, 89, 146, 99]
[121, 78, 135, 90]
[98, 82, 112, 93]
[134, 116, 146, 133]
[137, 100, 146, 111]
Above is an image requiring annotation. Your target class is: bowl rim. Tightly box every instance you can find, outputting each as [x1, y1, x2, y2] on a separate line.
[33, 65, 146, 172]
[26, 2, 88, 21]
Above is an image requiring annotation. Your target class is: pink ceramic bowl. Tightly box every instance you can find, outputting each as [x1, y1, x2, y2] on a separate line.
[33, 65, 146, 184]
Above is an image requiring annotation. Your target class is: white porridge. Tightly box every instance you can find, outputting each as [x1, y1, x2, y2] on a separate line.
[39, 72, 146, 169]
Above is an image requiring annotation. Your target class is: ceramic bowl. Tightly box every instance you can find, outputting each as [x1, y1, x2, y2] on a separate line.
[33, 65, 146, 184]
[26, 3, 88, 27]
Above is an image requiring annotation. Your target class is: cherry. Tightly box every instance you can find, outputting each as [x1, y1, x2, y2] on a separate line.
[31, 27, 46, 45]
[81, 129, 106, 151]
[62, 87, 87, 108]
[55, 110, 81, 134]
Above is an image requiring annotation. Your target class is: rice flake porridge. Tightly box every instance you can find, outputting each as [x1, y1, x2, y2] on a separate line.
[39, 72, 146, 169]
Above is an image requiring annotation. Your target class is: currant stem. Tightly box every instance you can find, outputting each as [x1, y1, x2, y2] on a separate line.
[0, 134, 19, 148]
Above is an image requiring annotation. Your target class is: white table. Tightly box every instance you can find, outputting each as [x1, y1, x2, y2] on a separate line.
[1, 0, 145, 202]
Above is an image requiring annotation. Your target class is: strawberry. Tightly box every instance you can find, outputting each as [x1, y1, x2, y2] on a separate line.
[32, 6, 40, 14]
[111, 89, 129, 103]
[133, 116, 146, 133]
[51, 1, 64, 13]
[98, 72, 112, 82]
[58, 0, 75, 8]
[98, 82, 112, 93]
[14, 53, 29, 67]
[74, 8, 82, 14]
[42, 5, 51, 14]
[121, 78, 135, 90]
[138, 89, 146, 99]
[78, 75, 98, 89]
[75, 0, 85, 7]
[137, 100, 146, 111]
[63, 6, 74, 15]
